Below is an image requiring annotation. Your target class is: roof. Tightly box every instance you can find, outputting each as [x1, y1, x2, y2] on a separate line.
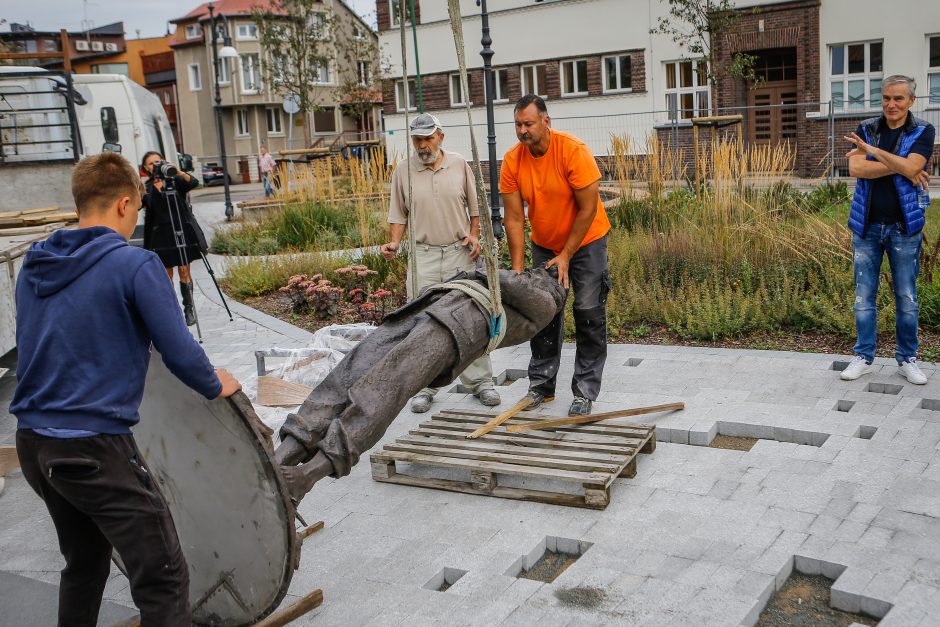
[171, 0, 283, 24]
[1, 21, 125, 39]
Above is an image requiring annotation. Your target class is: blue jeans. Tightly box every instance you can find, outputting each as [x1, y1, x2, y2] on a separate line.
[262, 172, 274, 197]
[852, 223, 922, 364]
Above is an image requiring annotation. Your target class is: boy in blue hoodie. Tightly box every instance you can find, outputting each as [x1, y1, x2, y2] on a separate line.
[10, 152, 241, 627]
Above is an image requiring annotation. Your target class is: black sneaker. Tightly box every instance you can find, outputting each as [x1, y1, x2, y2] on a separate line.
[523, 390, 555, 410]
[569, 396, 592, 416]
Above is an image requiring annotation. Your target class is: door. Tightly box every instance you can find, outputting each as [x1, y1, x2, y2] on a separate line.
[748, 83, 798, 147]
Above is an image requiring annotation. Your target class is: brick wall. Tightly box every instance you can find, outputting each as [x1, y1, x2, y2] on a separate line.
[382, 49, 645, 115]
[377, 0, 421, 32]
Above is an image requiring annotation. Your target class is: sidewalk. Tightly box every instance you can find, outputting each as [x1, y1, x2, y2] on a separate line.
[2, 201, 940, 624]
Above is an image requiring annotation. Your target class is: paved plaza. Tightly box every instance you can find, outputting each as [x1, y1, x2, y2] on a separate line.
[2, 201, 940, 625]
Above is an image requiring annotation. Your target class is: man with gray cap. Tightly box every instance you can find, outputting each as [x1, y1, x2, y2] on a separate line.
[381, 113, 501, 412]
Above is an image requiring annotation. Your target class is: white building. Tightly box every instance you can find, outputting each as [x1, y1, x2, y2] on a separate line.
[376, 0, 940, 176]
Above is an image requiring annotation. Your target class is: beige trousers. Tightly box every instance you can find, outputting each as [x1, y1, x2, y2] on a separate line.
[408, 242, 494, 396]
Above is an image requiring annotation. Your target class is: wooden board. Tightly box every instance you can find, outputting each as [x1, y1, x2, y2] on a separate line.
[0, 447, 20, 477]
[370, 410, 655, 509]
[256, 376, 313, 407]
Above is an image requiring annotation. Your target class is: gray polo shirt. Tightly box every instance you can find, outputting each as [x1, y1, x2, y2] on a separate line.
[388, 151, 480, 245]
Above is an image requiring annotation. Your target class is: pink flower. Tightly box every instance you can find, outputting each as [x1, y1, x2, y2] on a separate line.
[359, 302, 376, 311]
[370, 289, 392, 299]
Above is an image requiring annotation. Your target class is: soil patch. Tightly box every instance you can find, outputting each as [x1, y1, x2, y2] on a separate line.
[554, 586, 607, 609]
[709, 434, 759, 451]
[241, 293, 371, 335]
[518, 551, 579, 583]
[757, 573, 878, 626]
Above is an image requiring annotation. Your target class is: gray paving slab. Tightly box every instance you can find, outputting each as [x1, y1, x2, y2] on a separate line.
[3, 199, 940, 623]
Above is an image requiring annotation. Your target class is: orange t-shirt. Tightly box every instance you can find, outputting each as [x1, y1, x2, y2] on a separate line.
[499, 129, 610, 254]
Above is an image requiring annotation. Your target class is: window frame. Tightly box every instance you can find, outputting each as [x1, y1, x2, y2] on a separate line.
[395, 79, 418, 112]
[489, 68, 510, 103]
[266, 107, 283, 135]
[664, 59, 710, 121]
[560, 59, 589, 97]
[928, 34, 940, 106]
[188, 63, 202, 91]
[357, 60, 370, 87]
[217, 56, 231, 84]
[240, 53, 262, 94]
[449, 73, 470, 107]
[309, 12, 330, 40]
[829, 40, 884, 112]
[236, 23, 258, 40]
[389, 0, 412, 26]
[521, 63, 547, 98]
[184, 23, 202, 40]
[235, 109, 250, 137]
[602, 54, 633, 93]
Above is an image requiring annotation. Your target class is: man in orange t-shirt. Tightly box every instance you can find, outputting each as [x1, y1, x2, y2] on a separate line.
[500, 95, 611, 416]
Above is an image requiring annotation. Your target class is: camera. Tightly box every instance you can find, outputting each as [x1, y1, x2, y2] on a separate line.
[152, 161, 178, 180]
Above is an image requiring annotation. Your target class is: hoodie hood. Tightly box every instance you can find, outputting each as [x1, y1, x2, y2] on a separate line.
[23, 227, 127, 297]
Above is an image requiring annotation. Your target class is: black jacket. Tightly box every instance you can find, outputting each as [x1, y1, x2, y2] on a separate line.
[141, 174, 208, 254]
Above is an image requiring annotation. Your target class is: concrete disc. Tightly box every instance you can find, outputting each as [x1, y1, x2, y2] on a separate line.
[135, 352, 297, 626]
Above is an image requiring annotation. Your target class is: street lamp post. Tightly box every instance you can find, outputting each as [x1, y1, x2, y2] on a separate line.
[476, 0, 503, 239]
[207, 3, 238, 221]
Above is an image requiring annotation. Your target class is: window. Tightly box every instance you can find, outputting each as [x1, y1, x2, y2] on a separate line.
[240, 53, 262, 93]
[314, 107, 336, 133]
[450, 73, 469, 106]
[236, 109, 249, 136]
[396, 78, 417, 111]
[521, 64, 547, 97]
[312, 62, 331, 84]
[357, 60, 370, 87]
[188, 63, 202, 91]
[218, 56, 231, 84]
[390, 0, 412, 26]
[266, 107, 283, 134]
[353, 25, 366, 41]
[236, 23, 258, 39]
[603, 54, 632, 92]
[184, 23, 202, 40]
[214, 23, 228, 39]
[489, 68, 509, 102]
[42, 39, 58, 52]
[560, 59, 588, 96]
[310, 12, 329, 40]
[664, 60, 710, 120]
[162, 90, 172, 105]
[100, 107, 119, 143]
[830, 41, 883, 111]
[929, 35, 940, 106]
[91, 63, 129, 76]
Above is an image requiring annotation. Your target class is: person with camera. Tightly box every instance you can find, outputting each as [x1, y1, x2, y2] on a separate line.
[141, 150, 208, 327]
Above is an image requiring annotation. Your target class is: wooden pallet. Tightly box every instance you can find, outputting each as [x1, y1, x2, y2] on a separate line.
[370, 410, 655, 509]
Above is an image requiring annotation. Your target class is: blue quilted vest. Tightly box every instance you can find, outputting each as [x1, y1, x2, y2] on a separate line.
[848, 113, 930, 236]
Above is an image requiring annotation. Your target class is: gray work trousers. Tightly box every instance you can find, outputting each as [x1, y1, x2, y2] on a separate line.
[408, 242, 494, 396]
[528, 235, 609, 401]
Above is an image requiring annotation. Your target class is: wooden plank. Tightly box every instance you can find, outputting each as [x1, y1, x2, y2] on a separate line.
[505, 403, 683, 433]
[372, 472, 609, 509]
[465, 397, 532, 439]
[371, 450, 609, 485]
[382, 442, 622, 474]
[256, 376, 312, 407]
[0, 447, 19, 477]
[300, 521, 325, 540]
[394, 434, 628, 465]
[410, 426, 638, 455]
[419, 420, 647, 448]
[254, 589, 324, 627]
[436, 411, 653, 437]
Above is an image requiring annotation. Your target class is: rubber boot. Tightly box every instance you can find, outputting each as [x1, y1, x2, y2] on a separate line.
[180, 280, 196, 327]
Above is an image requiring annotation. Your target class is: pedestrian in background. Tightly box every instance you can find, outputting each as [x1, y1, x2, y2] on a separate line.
[259, 145, 277, 198]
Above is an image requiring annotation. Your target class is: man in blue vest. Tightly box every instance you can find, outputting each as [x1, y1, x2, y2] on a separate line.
[841, 75, 935, 384]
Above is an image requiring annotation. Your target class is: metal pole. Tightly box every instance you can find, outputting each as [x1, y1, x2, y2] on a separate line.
[477, 0, 503, 238]
[209, 3, 235, 221]
[407, 0, 423, 112]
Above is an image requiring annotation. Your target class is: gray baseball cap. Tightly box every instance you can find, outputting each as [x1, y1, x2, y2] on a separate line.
[409, 113, 443, 137]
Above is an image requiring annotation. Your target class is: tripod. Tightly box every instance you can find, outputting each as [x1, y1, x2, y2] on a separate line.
[161, 173, 234, 343]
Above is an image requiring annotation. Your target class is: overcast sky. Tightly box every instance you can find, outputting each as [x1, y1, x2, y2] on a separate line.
[1, 0, 376, 38]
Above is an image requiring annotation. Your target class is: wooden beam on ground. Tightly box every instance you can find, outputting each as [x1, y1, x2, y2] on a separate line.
[300, 521, 325, 541]
[466, 397, 532, 439]
[254, 589, 324, 627]
[505, 402, 685, 433]
[0, 447, 19, 477]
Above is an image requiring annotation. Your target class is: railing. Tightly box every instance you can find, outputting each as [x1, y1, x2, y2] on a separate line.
[0, 69, 81, 165]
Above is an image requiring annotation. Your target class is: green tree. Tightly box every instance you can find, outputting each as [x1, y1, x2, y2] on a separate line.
[651, 0, 760, 97]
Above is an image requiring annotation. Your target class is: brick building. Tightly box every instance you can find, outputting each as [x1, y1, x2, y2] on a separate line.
[377, 0, 940, 178]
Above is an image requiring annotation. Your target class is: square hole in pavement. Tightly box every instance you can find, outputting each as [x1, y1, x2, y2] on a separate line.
[624, 358, 644, 367]
[866, 382, 902, 395]
[855, 426, 877, 440]
[834, 400, 856, 413]
[505, 536, 593, 583]
[921, 399, 940, 412]
[423, 567, 467, 592]
[831, 360, 850, 372]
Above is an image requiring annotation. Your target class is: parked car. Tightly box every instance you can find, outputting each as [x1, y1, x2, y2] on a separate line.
[202, 162, 232, 186]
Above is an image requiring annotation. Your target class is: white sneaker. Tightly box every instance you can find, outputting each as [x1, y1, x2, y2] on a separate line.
[840, 356, 873, 381]
[899, 359, 928, 385]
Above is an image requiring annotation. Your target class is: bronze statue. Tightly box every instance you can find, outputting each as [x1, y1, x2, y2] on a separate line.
[274, 267, 567, 500]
